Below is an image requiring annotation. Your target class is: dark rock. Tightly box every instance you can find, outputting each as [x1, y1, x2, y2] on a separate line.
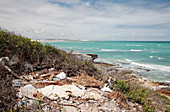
[87, 54, 98, 61]
[160, 87, 170, 91]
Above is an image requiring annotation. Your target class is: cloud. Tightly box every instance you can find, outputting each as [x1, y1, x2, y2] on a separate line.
[0, 0, 170, 40]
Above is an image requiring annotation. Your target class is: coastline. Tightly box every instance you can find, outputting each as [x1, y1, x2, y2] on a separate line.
[67, 51, 170, 98]
[40, 40, 170, 83]
[34, 39, 91, 42]
[93, 60, 170, 99]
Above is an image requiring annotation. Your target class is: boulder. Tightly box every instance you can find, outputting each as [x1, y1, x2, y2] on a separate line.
[87, 54, 98, 61]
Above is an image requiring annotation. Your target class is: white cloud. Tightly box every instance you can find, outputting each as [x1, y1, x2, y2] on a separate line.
[0, 0, 170, 40]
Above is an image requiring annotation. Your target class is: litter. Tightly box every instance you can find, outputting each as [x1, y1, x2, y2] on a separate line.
[48, 73, 54, 81]
[13, 80, 22, 88]
[101, 84, 112, 92]
[37, 85, 84, 100]
[56, 72, 66, 79]
[21, 84, 38, 99]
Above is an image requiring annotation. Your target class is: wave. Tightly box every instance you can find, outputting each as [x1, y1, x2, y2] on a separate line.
[130, 49, 143, 52]
[126, 44, 142, 46]
[150, 56, 154, 58]
[101, 49, 129, 52]
[131, 62, 170, 72]
[101, 49, 143, 52]
[125, 59, 133, 62]
[158, 57, 164, 60]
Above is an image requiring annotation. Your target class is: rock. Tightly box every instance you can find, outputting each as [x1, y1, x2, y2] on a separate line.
[87, 54, 98, 61]
[37, 85, 84, 100]
[162, 87, 170, 91]
[66, 51, 94, 61]
[63, 106, 78, 112]
[94, 62, 115, 67]
[82, 88, 102, 100]
[156, 89, 170, 96]
[145, 81, 160, 88]
[138, 78, 146, 84]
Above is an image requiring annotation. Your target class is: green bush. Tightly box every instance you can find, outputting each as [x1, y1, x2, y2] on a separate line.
[114, 80, 130, 93]
[126, 88, 154, 112]
[114, 80, 154, 112]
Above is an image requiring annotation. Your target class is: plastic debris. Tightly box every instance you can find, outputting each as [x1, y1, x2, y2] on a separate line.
[56, 72, 66, 79]
[49, 68, 55, 71]
[101, 84, 112, 92]
[37, 85, 84, 100]
[52, 78, 60, 81]
[21, 84, 38, 99]
[20, 102, 25, 106]
[17, 91, 22, 98]
[13, 80, 22, 87]
[28, 75, 33, 80]
[48, 73, 54, 81]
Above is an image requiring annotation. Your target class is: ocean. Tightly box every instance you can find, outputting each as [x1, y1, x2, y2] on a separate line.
[42, 41, 170, 82]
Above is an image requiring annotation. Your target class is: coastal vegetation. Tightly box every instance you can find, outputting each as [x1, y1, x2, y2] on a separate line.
[114, 80, 154, 112]
[0, 29, 101, 78]
[0, 29, 169, 112]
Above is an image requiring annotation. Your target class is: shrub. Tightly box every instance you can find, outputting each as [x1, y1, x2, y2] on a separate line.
[126, 88, 154, 112]
[114, 80, 130, 93]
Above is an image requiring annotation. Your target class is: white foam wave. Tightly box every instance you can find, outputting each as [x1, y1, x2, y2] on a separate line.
[125, 59, 133, 62]
[126, 44, 142, 46]
[150, 56, 154, 58]
[130, 49, 143, 52]
[158, 57, 164, 60]
[131, 62, 170, 72]
[101, 49, 143, 52]
[151, 51, 157, 53]
[101, 49, 128, 52]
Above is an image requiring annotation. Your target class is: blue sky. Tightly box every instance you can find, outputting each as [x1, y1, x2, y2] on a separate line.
[0, 0, 170, 41]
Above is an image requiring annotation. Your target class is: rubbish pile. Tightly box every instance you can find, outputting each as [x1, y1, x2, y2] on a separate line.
[11, 67, 142, 112]
[0, 57, 142, 112]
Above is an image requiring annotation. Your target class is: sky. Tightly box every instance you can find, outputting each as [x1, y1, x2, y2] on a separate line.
[0, 0, 170, 41]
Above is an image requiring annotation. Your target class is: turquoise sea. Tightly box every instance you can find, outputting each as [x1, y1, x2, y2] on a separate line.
[42, 41, 170, 82]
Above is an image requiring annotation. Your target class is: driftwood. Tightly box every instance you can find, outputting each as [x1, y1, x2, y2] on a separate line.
[3, 65, 21, 79]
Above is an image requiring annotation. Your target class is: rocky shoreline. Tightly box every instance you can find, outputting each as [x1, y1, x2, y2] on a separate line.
[68, 51, 170, 99]
[68, 51, 170, 86]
